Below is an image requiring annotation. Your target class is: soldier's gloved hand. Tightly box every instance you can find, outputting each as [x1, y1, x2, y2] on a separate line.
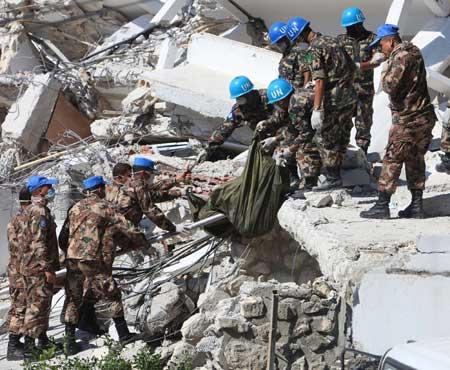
[370, 52, 386, 66]
[273, 149, 290, 167]
[175, 223, 191, 236]
[311, 109, 324, 132]
[261, 137, 279, 153]
[196, 148, 209, 164]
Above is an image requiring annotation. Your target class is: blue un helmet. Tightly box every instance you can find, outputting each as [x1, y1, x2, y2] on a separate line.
[269, 21, 288, 44]
[287, 17, 310, 42]
[267, 78, 294, 104]
[83, 176, 107, 191]
[229, 76, 254, 99]
[132, 157, 156, 172]
[341, 7, 366, 27]
[27, 175, 58, 193]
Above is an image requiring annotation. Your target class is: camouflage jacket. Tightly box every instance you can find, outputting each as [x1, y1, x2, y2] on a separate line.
[308, 33, 357, 109]
[382, 42, 436, 124]
[7, 208, 28, 276]
[279, 43, 311, 90]
[66, 194, 146, 263]
[21, 199, 60, 276]
[337, 31, 376, 95]
[208, 89, 274, 147]
[120, 177, 178, 232]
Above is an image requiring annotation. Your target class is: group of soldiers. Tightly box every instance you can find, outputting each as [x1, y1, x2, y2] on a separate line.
[6, 157, 189, 361]
[198, 8, 438, 218]
[4, 5, 443, 363]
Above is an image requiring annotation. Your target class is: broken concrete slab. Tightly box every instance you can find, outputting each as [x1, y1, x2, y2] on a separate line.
[341, 168, 371, 187]
[353, 268, 450, 355]
[156, 38, 180, 70]
[143, 33, 281, 118]
[304, 193, 333, 208]
[416, 234, 450, 253]
[2, 73, 61, 154]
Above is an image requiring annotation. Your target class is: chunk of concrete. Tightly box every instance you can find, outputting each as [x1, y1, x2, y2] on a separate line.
[353, 268, 450, 354]
[240, 296, 266, 319]
[2, 74, 61, 154]
[417, 234, 450, 254]
[304, 192, 333, 208]
[156, 38, 180, 70]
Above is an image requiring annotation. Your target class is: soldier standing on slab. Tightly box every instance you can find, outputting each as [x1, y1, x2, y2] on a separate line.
[360, 24, 437, 219]
[197, 76, 285, 163]
[286, 17, 357, 191]
[21, 176, 60, 359]
[6, 187, 31, 361]
[337, 7, 386, 154]
[64, 176, 147, 354]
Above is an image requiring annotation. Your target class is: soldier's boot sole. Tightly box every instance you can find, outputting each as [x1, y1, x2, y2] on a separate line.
[360, 206, 390, 219]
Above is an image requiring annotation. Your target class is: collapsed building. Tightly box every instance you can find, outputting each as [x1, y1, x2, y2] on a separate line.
[0, 0, 449, 369]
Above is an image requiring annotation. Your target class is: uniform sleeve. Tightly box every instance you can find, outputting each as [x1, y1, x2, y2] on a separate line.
[257, 109, 289, 137]
[107, 210, 147, 257]
[279, 53, 295, 81]
[58, 215, 70, 254]
[208, 108, 241, 147]
[29, 209, 52, 272]
[382, 53, 409, 100]
[310, 47, 326, 80]
[7, 221, 17, 252]
[136, 185, 176, 232]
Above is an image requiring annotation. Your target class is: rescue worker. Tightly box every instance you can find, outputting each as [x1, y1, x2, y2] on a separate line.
[106, 163, 132, 204]
[21, 176, 60, 359]
[435, 100, 450, 173]
[64, 176, 148, 354]
[360, 24, 437, 219]
[6, 187, 31, 361]
[286, 17, 357, 191]
[123, 157, 188, 232]
[269, 21, 311, 89]
[197, 76, 283, 162]
[337, 7, 386, 154]
[263, 78, 321, 193]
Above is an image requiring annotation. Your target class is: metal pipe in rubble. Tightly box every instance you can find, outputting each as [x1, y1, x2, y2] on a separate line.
[0, 213, 228, 295]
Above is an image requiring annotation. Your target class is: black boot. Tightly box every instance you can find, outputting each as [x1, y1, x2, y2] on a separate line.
[114, 316, 140, 345]
[64, 324, 81, 356]
[23, 336, 36, 360]
[436, 153, 450, 173]
[360, 192, 391, 219]
[398, 190, 426, 219]
[37, 332, 63, 351]
[313, 167, 342, 192]
[7, 334, 24, 361]
[290, 177, 318, 199]
[78, 302, 105, 336]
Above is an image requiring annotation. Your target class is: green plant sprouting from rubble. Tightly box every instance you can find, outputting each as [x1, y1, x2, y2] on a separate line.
[23, 337, 193, 370]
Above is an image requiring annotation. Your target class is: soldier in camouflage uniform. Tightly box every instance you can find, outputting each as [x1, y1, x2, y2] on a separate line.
[287, 17, 357, 191]
[64, 176, 147, 354]
[269, 21, 311, 90]
[21, 176, 60, 359]
[121, 157, 187, 233]
[263, 78, 321, 193]
[6, 187, 31, 361]
[435, 100, 450, 173]
[197, 76, 284, 163]
[360, 24, 437, 219]
[337, 7, 387, 154]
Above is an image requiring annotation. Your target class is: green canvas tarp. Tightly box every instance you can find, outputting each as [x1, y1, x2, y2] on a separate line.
[188, 138, 290, 238]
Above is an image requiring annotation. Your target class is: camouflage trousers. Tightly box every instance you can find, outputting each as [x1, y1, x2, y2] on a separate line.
[23, 274, 53, 338]
[62, 260, 85, 325]
[440, 116, 450, 154]
[295, 122, 322, 179]
[316, 103, 356, 169]
[354, 93, 374, 152]
[65, 260, 124, 322]
[7, 266, 26, 335]
[378, 116, 435, 194]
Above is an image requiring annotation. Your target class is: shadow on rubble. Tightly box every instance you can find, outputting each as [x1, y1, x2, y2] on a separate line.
[423, 193, 450, 217]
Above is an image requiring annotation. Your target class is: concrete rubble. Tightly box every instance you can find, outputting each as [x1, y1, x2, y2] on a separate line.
[0, 0, 448, 369]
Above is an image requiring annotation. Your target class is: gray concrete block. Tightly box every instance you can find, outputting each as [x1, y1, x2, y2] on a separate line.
[417, 234, 450, 253]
